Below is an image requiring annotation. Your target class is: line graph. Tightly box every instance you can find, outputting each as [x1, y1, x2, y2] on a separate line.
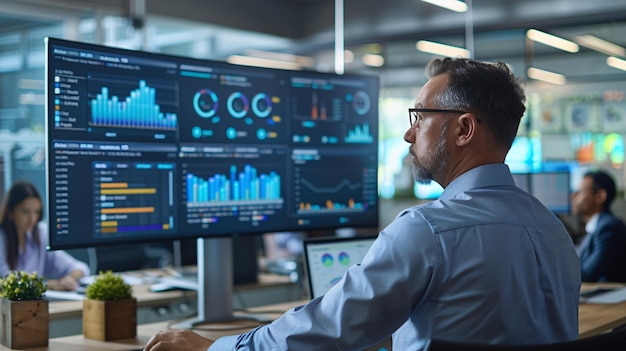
[294, 166, 374, 214]
[298, 177, 362, 193]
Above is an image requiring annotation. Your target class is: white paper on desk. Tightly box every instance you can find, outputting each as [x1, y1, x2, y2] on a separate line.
[79, 273, 144, 286]
[45, 290, 85, 301]
[585, 287, 626, 304]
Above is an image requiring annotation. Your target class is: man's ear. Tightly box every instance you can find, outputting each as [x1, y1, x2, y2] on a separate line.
[595, 188, 608, 206]
[456, 113, 478, 146]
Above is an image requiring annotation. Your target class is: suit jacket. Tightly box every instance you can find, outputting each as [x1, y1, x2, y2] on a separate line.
[579, 210, 626, 282]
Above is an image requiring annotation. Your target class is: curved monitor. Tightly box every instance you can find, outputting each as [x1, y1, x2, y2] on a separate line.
[45, 37, 380, 250]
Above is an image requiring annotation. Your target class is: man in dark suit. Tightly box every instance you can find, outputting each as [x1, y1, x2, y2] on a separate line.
[572, 169, 626, 282]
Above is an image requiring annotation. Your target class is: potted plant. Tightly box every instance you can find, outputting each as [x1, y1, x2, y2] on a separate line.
[82, 270, 137, 341]
[0, 271, 49, 348]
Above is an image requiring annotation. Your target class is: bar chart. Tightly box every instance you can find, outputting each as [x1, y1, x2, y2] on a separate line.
[90, 80, 178, 130]
[186, 164, 281, 204]
[93, 161, 176, 236]
[345, 123, 374, 144]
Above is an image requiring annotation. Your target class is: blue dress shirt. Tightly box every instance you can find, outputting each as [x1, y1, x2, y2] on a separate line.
[210, 164, 581, 350]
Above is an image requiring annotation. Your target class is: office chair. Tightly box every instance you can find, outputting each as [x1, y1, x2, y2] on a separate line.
[427, 326, 626, 351]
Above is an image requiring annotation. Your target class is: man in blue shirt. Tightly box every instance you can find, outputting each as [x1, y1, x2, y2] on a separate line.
[144, 57, 580, 351]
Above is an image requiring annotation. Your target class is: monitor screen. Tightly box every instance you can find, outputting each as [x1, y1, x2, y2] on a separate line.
[529, 171, 571, 214]
[511, 171, 571, 214]
[45, 37, 380, 324]
[45, 37, 379, 250]
[302, 235, 376, 299]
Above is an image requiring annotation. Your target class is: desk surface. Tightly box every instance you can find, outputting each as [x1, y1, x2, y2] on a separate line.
[2, 283, 624, 350]
[3, 301, 298, 351]
[579, 282, 626, 338]
[47, 272, 295, 320]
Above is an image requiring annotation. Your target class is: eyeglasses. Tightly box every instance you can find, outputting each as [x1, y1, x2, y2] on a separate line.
[408, 108, 480, 127]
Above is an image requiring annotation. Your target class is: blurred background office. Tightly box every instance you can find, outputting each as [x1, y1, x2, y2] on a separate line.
[1, 0, 625, 273]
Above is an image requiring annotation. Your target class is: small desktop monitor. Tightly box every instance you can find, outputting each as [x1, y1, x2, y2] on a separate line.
[529, 171, 571, 214]
[511, 171, 571, 214]
[44, 37, 380, 325]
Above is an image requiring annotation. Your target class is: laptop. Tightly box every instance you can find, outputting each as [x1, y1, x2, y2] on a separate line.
[302, 235, 391, 350]
[302, 235, 378, 299]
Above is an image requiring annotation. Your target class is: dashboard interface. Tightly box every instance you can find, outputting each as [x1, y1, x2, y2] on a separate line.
[46, 38, 380, 249]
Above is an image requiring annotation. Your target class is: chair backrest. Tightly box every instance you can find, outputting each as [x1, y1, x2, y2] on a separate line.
[427, 326, 626, 351]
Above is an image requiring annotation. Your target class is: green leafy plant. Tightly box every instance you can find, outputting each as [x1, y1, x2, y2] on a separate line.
[0, 271, 47, 301]
[85, 271, 133, 301]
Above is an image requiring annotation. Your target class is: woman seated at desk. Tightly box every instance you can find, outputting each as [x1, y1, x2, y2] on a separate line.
[0, 181, 89, 291]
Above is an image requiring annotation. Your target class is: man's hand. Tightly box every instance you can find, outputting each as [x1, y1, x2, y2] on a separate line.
[144, 330, 214, 351]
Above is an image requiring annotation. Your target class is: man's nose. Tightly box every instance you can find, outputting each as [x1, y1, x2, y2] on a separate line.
[404, 126, 414, 143]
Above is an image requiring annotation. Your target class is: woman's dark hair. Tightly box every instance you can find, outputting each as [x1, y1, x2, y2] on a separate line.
[426, 57, 526, 151]
[585, 170, 617, 210]
[0, 181, 43, 270]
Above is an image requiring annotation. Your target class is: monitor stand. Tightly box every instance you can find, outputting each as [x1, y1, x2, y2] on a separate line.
[170, 237, 273, 329]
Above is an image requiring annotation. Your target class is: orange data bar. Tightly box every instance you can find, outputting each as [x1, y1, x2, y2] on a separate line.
[100, 182, 128, 188]
[100, 188, 156, 195]
[101, 207, 155, 214]
[101, 227, 118, 233]
[100, 221, 118, 227]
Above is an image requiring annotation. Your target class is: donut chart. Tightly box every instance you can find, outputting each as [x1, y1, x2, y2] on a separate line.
[189, 89, 283, 142]
[227, 92, 249, 118]
[193, 89, 218, 118]
[252, 93, 272, 118]
[352, 90, 371, 116]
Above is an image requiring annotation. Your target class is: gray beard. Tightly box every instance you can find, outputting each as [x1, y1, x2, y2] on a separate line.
[411, 122, 449, 184]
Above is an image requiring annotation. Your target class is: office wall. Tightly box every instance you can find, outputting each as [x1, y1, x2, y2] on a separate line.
[1, 4, 625, 256]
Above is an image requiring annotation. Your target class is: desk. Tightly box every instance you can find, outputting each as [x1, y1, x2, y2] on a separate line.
[47, 273, 301, 338]
[0, 301, 302, 351]
[579, 282, 626, 338]
[2, 284, 625, 350]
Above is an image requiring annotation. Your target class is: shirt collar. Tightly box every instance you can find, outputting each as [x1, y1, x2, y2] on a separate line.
[439, 163, 515, 201]
[585, 213, 600, 234]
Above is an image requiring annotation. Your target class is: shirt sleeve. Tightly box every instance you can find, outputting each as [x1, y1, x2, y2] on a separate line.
[38, 223, 90, 279]
[43, 250, 90, 279]
[212, 209, 440, 350]
[209, 335, 246, 351]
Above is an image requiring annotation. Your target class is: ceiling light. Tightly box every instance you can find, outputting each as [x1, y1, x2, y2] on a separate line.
[527, 67, 567, 85]
[244, 49, 314, 68]
[344, 50, 355, 64]
[607, 56, 626, 72]
[362, 54, 385, 67]
[416, 40, 470, 58]
[421, 0, 468, 12]
[526, 29, 579, 53]
[575, 35, 626, 57]
[226, 55, 302, 70]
